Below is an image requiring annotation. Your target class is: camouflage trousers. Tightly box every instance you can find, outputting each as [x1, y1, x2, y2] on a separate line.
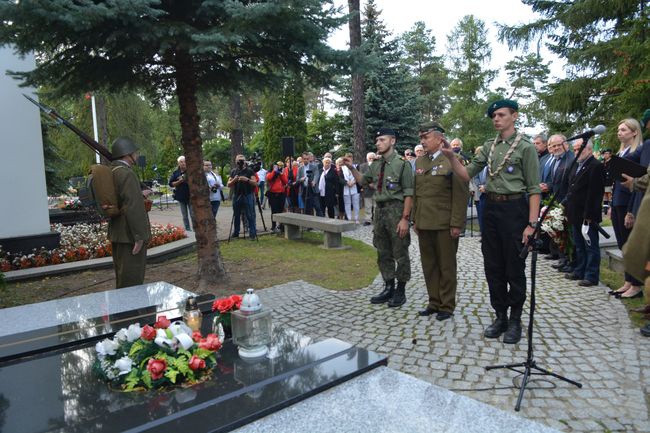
[373, 201, 411, 282]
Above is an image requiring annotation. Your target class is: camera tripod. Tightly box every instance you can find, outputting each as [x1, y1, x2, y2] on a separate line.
[227, 193, 266, 243]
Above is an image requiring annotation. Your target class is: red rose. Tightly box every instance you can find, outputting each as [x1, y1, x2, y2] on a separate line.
[147, 358, 167, 380]
[199, 333, 222, 352]
[191, 330, 203, 342]
[154, 315, 171, 329]
[188, 355, 206, 371]
[230, 295, 243, 310]
[212, 297, 235, 313]
[141, 325, 157, 341]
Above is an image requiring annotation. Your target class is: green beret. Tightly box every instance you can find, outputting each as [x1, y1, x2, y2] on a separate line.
[486, 99, 519, 118]
[641, 109, 650, 128]
[418, 122, 445, 136]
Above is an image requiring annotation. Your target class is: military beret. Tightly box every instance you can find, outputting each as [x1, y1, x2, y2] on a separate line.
[486, 99, 519, 118]
[375, 127, 396, 137]
[641, 109, 650, 128]
[418, 122, 445, 136]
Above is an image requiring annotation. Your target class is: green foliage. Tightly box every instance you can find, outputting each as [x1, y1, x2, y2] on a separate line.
[498, 0, 650, 137]
[261, 75, 308, 163]
[503, 54, 551, 128]
[41, 124, 68, 195]
[203, 137, 231, 171]
[398, 21, 449, 121]
[443, 15, 497, 151]
[361, 0, 424, 151]
[306, 109, 341, 157]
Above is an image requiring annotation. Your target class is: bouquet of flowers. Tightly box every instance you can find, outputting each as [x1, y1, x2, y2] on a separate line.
[540, 203, 573, 255]
[93, 315, 222, 392]
[211, 295, 243, 338]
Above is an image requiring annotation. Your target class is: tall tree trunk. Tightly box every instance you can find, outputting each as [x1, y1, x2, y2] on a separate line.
[230, 92, 244, 164]
[348, 0, 365, 163]
[174, 48, 227, 285]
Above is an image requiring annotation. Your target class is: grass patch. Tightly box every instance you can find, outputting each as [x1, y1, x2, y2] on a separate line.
[221, 231, 377, 290]
[600, 259, 648, 327]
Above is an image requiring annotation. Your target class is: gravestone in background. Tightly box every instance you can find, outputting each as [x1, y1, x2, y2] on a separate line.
[0, 46, 59, 253]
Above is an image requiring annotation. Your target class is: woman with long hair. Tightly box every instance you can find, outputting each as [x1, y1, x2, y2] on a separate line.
[610, 118, 644, 298]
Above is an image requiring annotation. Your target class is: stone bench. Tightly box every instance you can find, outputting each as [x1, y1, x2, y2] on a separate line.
[271, 213, 357, 248]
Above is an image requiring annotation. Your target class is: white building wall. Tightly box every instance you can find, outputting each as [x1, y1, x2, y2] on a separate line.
[0, 46, 50, 238]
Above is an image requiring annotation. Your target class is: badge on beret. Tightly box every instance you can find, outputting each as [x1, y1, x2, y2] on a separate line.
[486, 99, 519, 118]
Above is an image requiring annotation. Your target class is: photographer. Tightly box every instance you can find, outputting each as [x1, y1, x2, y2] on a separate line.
[203, 160, 223, 218]
[298, 151, 323, 216]
[169, 155, 193, 231]
[266, 161, 288, 232]
[227, 154, 258, 239]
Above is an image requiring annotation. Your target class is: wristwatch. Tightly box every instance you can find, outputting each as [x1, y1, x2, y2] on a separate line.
[527, 221, 538, 229]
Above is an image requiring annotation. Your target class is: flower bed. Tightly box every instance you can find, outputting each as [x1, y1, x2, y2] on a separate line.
[0, 223, 186, 271]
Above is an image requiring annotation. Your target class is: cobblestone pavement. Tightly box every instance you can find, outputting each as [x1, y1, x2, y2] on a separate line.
[258, 226, 650, 433]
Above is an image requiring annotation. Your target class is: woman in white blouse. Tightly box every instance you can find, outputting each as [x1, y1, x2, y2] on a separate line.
[341, 157, 360, 224]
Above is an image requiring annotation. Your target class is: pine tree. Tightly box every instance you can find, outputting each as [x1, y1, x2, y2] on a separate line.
[0, 0, 344, 285]
[443, 15, 497, 151]
[499, 0, 650, 136]
[361, 0, 424, 152]
[399, 21, 449, 122]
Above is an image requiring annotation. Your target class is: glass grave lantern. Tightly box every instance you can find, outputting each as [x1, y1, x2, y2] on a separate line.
[183, 296, 203, 332]
[231, 289, 272, 359]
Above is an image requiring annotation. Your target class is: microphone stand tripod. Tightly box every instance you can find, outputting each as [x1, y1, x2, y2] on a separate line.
[485, 139, 593, 411]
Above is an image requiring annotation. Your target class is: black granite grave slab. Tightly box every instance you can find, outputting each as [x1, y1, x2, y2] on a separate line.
[0, 327, 386, 433]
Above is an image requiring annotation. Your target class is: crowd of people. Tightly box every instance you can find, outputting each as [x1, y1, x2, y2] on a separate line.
[164, 103, 650, 340]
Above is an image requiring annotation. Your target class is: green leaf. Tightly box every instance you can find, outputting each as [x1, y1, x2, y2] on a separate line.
[128, 340, 145, 358]
[165, 368, 179, 384]
[142, 370, 152, 389]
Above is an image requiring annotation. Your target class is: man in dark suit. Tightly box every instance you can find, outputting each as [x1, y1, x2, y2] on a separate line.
[546, 134, 575, 267]
[563, 139, 605, 286]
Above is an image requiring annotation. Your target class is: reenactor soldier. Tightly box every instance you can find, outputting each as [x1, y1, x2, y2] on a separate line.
[442, 100, 541, 344]
[344, 128, 414, 307]
[108, 137, 151, 288]
[413, 122, 469, 321]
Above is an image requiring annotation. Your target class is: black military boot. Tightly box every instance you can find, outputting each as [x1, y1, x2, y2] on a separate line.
[484, 311, 508, 338]
[503, 308, 522, 344]
[370, 279, 394, 304]
[387, 281, 406, 307]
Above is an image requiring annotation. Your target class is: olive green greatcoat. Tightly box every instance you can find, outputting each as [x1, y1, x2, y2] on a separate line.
[413, 153, 469, 313]
[108, 161, 151, 288]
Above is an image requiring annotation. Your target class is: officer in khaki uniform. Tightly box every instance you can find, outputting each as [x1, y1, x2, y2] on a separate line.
[344, 128, 414, 307]
[413, 123, 469, 321]
[108, 137, 151, 288]
[442, 100, 541, 344]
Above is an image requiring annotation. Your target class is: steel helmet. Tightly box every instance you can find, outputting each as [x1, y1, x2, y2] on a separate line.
[111, 137, 139, 159]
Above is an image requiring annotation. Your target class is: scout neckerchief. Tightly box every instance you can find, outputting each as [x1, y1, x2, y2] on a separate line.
[487, 132, 524, 178]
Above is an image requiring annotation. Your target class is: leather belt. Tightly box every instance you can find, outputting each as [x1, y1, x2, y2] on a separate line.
[486, 192, 524, 202]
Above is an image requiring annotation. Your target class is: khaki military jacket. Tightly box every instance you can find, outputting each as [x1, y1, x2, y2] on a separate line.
[361, 151, 414, 203]
[108, 161, 151, 244]
[413, 153, 469, 230]
[623, 166, 650, 281]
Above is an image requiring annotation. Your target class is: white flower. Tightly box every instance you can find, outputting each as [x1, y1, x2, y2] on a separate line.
[114, 328, 128, 342]
[126, 324, 142, 342]
[114, 356, 133, 376]
[95, 338, 119, 356]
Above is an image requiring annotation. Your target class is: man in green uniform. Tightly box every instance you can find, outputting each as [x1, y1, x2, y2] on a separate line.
[414, 122, 469, 321]
[344, 128, 414, 307]
[441, 100, 541, 344]
[108, 137, 151, 288]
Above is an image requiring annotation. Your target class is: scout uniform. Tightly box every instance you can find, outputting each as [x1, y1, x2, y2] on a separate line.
[108, 138, 151, 289]
[413, 123, 469, 320]
[464, 100, 540, 343]
[361, 128, 414, 307]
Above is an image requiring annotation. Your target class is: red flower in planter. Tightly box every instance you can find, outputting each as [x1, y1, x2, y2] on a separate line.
[147, 358, 167, 380]
[199, 334, 222, 352]
[188, 355, 206, 371]
[141, 325, 156, 341]
[154, 315, 171, 329]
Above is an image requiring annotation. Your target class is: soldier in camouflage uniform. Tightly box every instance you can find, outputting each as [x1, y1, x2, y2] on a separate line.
[344, 128, 414, 307]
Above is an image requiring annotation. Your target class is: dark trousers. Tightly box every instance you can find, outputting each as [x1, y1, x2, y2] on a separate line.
[612, 205, 642, 285]
[112, 242, 147, 289]
[268, 192, 285, 229]
[210, 200, 221, 218]
[475, 195, 486, 233]
[481, 197, 528, 317]
[571, 223, 600, 283]
[303, 189, 323, 216]
[232, 193, 257, 238]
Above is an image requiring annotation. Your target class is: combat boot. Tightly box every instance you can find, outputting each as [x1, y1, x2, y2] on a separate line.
[484, 311, 508, 338]
[370, 279, 394, 304]
[387, 281, 406, 307]
[503, 308, 523, 344]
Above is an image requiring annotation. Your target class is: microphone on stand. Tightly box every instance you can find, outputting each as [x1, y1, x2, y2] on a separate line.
[564, 125, 606, 142]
